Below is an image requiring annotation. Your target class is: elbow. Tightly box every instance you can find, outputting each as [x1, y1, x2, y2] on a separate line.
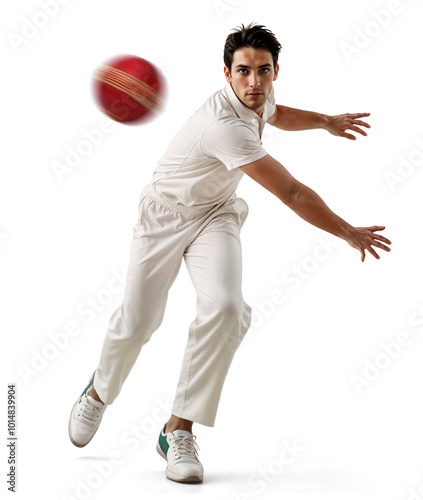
[284, 181, 303, 206]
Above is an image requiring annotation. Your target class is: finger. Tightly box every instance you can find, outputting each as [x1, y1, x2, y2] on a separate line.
[373, 234, 391, 246]
[368, 226, 386, 231]
[368, 246, 380, 259]
[340, 132, 356, 140]
[360, 247, 365, 262]
[348, 125, 367, 136]
[373, 234, 392, 244]
[351, 113, 371, 118]
[372, 240, 391, 252]
[352, 119, 371, 128]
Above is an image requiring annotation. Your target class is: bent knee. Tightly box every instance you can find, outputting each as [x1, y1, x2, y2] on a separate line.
[213, 294, 245, 320]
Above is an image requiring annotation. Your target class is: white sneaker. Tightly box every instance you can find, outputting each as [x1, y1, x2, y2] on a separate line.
[156, 423, 204, 483]
[68, 372, 107, 448]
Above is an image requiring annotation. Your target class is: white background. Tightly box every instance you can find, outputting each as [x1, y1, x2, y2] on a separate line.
[2, 0, 423, 499]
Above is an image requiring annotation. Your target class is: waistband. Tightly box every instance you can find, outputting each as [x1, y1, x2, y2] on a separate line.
[144, 184, 217, 217]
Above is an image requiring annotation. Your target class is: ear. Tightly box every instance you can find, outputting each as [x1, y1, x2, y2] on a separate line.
[224, 66, 232, 83]
[273, 63, 279, 81]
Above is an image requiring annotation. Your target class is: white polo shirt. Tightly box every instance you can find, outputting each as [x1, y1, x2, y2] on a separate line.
[150, 82, 276, 211]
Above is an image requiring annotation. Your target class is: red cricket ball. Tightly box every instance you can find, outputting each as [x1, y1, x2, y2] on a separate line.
[91, 54, 167, 125]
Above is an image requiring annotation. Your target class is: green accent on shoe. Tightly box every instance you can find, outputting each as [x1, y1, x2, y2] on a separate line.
[79, 371, 95, 402]
[159, 429, 169, 456]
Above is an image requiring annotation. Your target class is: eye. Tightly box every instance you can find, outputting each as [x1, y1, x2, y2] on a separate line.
[261, 68, 270, 73]
[239, 69, 248, 74]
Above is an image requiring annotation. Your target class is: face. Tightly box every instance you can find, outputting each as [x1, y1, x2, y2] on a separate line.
[224, 47, 279, 117]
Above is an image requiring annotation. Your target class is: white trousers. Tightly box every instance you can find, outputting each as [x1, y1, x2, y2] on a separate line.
[93, 183, 251, 427]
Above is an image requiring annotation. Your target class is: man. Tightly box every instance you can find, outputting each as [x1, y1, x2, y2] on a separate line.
[68, 23, 391, 484]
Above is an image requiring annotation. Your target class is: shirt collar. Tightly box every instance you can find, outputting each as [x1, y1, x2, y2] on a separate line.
[222, 83, 267, 123]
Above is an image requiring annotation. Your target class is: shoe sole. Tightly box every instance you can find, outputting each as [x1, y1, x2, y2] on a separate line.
[68, 373, 100, 448]
[156, 442, 203, 483]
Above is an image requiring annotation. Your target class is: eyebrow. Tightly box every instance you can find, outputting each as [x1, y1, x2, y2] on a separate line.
[234, 63, 272, 69]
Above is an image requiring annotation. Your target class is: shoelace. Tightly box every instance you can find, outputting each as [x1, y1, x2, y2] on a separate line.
[172, 435, 200, 461]
[78, 394, 103, 426]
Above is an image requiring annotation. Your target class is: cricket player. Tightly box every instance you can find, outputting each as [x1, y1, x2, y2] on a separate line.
[68, 23, 391, 483]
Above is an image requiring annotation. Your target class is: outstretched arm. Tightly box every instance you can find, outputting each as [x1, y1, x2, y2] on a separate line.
[240, 154, 391, 262]
[267, 105, 371, 140]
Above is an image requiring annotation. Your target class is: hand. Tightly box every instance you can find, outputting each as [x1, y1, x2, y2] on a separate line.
[345, 226, 391, 262]
[325, 113, 371, 140]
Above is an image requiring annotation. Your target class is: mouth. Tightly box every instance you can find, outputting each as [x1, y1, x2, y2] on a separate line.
[247, 92, 263, 98]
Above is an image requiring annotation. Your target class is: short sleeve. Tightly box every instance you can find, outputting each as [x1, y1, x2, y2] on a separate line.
[201, 119, 268, 171]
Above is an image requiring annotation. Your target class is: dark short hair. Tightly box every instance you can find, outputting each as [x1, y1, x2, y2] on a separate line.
[223, 23, 282, 74]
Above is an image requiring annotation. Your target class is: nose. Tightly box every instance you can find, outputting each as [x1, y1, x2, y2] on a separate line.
[249, 72, 260, 88]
